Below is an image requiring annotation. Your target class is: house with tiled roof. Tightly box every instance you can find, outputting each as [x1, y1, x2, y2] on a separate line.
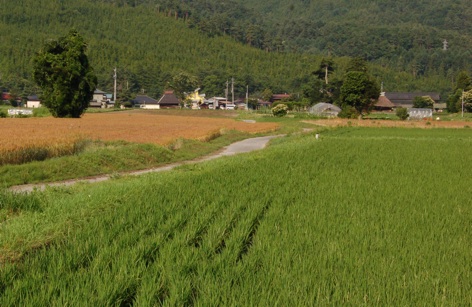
[270, 93, 291, 103]
[132, 95, 159, 109]
[384, 92, 440, 109]
[90, 89, 113, 108]
[158, 91, 180, 109]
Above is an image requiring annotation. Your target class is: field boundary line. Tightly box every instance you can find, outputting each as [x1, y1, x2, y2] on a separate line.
[9, 135, 284, 194]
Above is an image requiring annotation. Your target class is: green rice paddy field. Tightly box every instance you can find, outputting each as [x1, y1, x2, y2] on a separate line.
[1, 127, 471, 305]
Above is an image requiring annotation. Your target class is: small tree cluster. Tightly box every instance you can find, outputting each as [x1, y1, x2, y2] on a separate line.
[396, 107, 409, 120]
[412, 96, 434, 108]
[447, 71, 472, 113]
[271, 103, 288, 117]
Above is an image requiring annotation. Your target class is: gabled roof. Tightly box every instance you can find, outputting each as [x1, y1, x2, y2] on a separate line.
[132, 95, 158, 104]
[375, 95, 395, 108]
[158, 91, 180, 106]
[94, 89, 106, 94]
[271, 94, 290, 102]
[27, 95, 40, 101]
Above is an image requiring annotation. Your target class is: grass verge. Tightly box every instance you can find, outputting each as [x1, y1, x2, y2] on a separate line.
[0, 130, 256, 188]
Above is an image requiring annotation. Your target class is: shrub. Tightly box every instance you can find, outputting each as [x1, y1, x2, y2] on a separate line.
[33, 107, 52, 117]
[338, 106, 358, 119]
[271, 104, 288, 117]
[396, 107, 409, 120]
[412, 96, 434, 108]
[0, 110, 6, 118]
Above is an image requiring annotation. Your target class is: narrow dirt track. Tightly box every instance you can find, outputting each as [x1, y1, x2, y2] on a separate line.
[9, 135, 282, 194]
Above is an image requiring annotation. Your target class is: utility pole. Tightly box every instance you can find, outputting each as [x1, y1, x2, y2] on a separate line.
[246, 85, 249, 110]
[231, 77, 234, 104]
[113, 67, 117, 104]
[225, 80, 229, 101]
[462, 89, 464, 118]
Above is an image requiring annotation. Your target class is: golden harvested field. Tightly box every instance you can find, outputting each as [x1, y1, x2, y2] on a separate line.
[0, 112, 279, 152]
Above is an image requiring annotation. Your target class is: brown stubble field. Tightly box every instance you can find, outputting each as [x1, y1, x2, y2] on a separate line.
[0, 111, 279, 152]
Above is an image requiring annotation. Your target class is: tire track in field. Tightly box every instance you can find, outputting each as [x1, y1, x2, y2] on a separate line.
[236, 201, 272, 262]
[214, 203, 248, 255]
[187, 207, 221, 248]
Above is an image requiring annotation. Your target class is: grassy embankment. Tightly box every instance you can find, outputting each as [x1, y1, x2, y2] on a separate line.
[0, 131, 249, 188]
[0, 109, 309, 188]
[1, 127, 471, 305]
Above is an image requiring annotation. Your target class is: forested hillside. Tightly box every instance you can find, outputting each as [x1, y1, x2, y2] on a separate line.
[135, 0, 472, 92]
[95, 0, 472, 82]
[226, 0, 472, 79]
[0, 0, 314, 99]
[0, 0, 467, 101]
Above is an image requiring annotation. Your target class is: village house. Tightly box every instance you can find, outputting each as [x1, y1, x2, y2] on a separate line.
[270, 93, 291, 103]
[374, 93, 396, 111]
[26, 95, 41, 108]
[157, 90, 180, 109]
[132, 95, 159, 109]
[90, 89, 114, 108]
[374, 92, 444, 112]
[383, 92, 441, 109]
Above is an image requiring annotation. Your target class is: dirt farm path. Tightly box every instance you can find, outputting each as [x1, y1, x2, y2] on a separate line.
[9, 135, 282, 194]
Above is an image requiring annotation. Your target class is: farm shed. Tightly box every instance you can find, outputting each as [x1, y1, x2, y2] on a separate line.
[309, 103, 341, 117]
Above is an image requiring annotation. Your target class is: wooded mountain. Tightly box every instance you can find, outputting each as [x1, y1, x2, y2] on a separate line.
[0, 0, 310, 99]
[162, 0, 472, 80]
[0, 0, 468, 100]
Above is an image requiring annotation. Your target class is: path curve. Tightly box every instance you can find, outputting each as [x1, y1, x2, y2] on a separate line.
[9, 135, 282, 193]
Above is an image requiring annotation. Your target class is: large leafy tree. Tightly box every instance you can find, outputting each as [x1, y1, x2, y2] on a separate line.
[447, 71, 472, 112]
[340, 58, 379, 117]
[33, 30, 97, 118]
[168, 72, 199, 103]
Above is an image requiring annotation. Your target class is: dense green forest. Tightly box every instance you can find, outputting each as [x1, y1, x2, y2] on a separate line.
[188, 0, 472, 78]
[0, 0, 469, 102]
[102, 0, 472, 81]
